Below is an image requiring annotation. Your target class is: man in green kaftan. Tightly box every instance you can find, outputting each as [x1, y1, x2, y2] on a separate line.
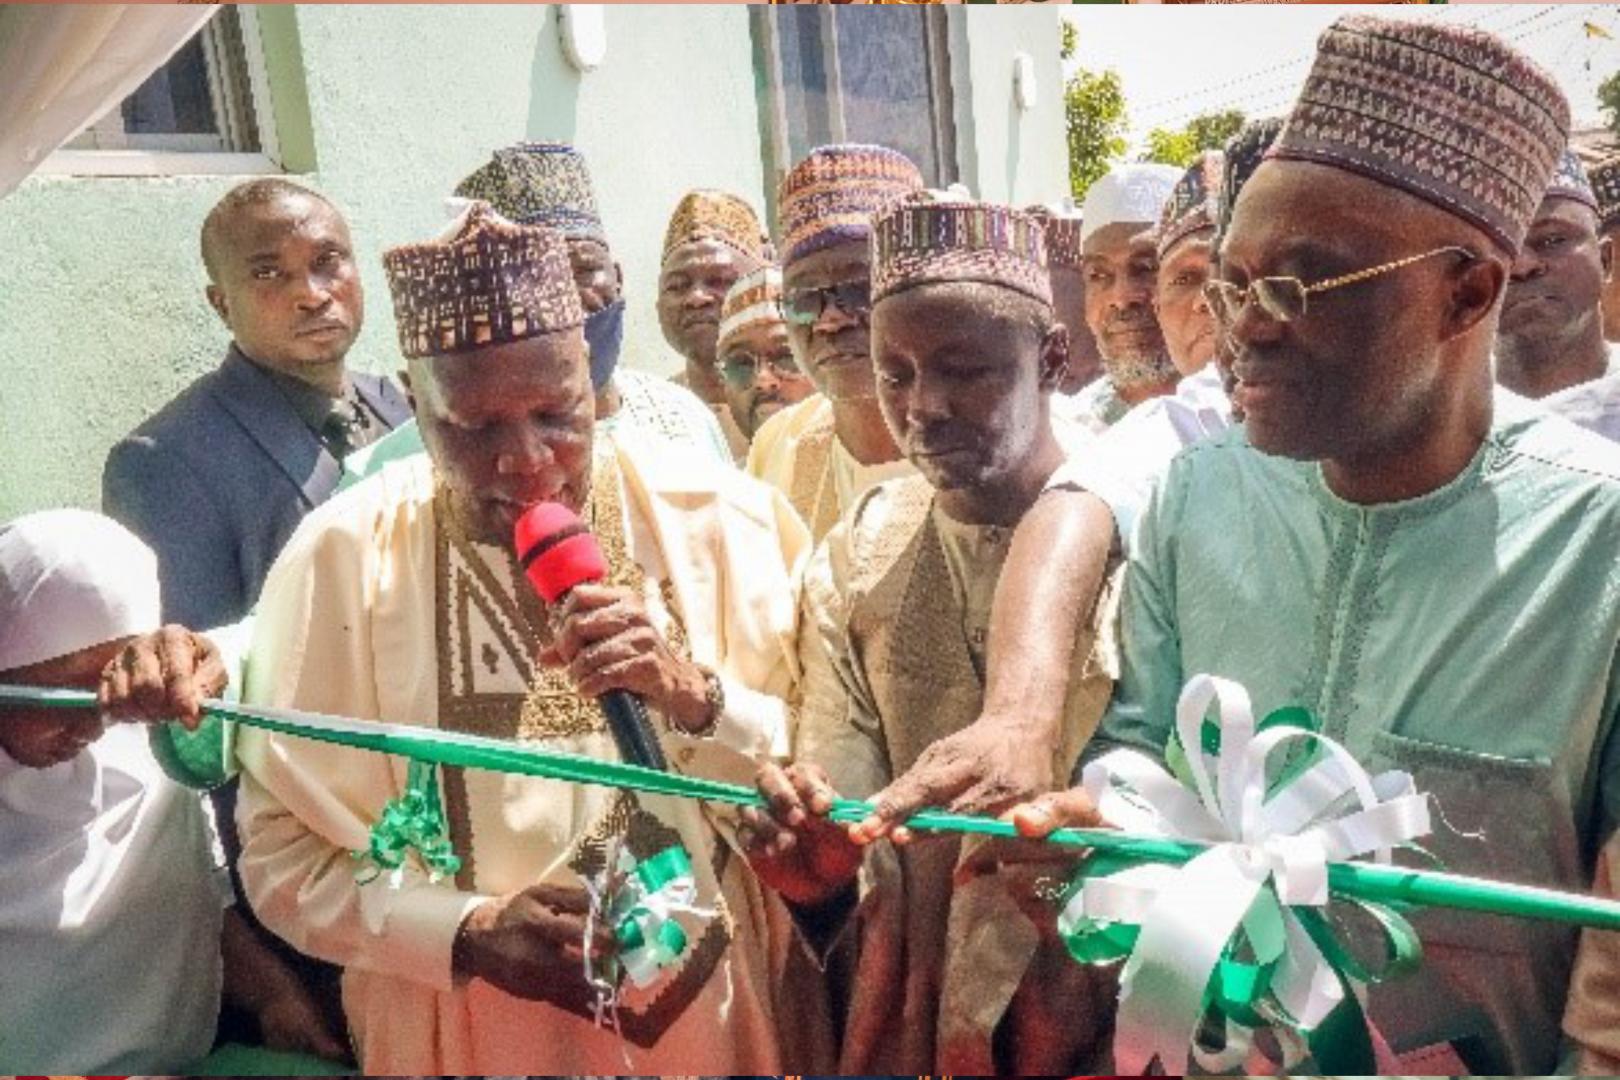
[999, 15, 1620, 1077]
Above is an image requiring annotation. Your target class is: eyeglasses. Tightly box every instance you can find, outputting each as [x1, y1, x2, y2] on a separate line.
[720, 348, 808, 389]
[1202, 245, 1477, 325]
[782, 280, 872, 326]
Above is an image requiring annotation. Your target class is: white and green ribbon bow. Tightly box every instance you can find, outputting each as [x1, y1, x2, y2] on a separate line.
[581, 838, 713, 1046]
[1059, 674, 1432, 1074]
[599, 842, 708, 989]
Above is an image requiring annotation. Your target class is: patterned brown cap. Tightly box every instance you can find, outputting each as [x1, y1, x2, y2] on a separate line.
[872, 193, 1050, 308]
[1591, 154, 1620, 233]
[779, 144, 925, 266]
[382, 202, 583, 360]
[1268, 15, 1569, 253]
[661, 189, 769, 265]
[1545, 146, 1598, 213]
[1025, 204, 1083, 269]
[1154, 150, 1224, 260]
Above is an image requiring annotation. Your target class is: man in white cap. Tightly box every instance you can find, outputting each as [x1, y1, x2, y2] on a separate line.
[1057, 163, 1182, 434]
[0, 510, 342, 1072]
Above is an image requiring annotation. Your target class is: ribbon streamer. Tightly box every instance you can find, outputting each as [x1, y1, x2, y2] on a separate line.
[5, 681, 1620, 935]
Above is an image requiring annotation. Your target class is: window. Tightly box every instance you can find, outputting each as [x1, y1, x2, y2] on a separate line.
[45, 7, 281, 176]
[755, 6, 958, 227]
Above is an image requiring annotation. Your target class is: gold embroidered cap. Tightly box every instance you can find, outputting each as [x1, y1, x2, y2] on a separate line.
[661, 189, 769, 265]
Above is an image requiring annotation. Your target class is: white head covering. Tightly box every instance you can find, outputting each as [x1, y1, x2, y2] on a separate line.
[0, 511, 220, 1070]
[1079, 163, 1183, 244]
[0, 509, 161, 673]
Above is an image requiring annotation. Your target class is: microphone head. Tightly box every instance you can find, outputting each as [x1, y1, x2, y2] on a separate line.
[513, 502, 606, 603]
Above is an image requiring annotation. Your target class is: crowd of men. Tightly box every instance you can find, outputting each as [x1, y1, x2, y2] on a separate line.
[8, 12, 1620, 1077]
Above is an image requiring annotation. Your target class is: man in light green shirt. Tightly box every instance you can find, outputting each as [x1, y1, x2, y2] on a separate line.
[1001, 15, 1620, 1076]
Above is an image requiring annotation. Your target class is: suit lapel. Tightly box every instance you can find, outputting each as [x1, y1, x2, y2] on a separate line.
[209, 346, 341, 509]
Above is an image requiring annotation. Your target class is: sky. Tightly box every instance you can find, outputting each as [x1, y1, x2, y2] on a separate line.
[1062, 4, 1620, 153]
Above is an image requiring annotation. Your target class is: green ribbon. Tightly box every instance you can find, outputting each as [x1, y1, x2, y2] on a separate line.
[633, 843, 693, 892]
[1062, 862, 1410, 1071]
[8, 681, 1620, 939]
[589, 841, 704, 993]
[355, 758, 462, 884]
[615, 844, 696, 959]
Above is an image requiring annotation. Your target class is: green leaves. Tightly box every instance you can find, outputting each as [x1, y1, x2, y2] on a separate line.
[1066, 66, 1129, 198]
[1141, 109, 1247, 168]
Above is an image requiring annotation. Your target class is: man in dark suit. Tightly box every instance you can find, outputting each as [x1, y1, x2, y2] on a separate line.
[104, 178, 410, 630]
[103, 179, 409, 1061]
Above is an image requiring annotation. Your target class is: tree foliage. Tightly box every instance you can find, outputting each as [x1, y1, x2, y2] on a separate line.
[1602, 71, 1620, 142]
[1141, 109, 1248, 168]
[1065, 67, 1129, 198]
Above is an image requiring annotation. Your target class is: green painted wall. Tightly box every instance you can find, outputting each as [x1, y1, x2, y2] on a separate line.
[0, 4, 764, 519]
[955, 6, 1068, 209]
[0, 4, 1063, 521]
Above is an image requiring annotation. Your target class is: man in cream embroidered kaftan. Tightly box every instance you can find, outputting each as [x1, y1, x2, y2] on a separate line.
[234, 205, 810, 1075]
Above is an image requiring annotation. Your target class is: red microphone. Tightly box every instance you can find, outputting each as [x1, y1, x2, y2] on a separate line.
[515, 503, 669, 771]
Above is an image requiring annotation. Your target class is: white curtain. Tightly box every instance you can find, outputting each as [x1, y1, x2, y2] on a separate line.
[0, 4, 216, 200]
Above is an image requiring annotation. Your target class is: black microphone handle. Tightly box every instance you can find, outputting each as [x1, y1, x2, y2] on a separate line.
[598, 689, 669, 772]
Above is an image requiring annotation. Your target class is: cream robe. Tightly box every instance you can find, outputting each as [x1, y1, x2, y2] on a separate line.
[794, 472, 1122, 1073]
[234, 439, 809, 1074]
[746, 393, 916, 542]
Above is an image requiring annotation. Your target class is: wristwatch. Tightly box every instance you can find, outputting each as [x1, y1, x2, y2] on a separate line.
[687, 663, 725, 737]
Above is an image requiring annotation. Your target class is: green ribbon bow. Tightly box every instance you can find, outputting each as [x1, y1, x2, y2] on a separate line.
[355, 758, 462, 884]
[611, 844, 698, 975]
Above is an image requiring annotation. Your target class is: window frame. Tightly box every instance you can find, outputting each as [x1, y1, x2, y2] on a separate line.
[754, 5, 959, 234]
[38, 6, 284, 179]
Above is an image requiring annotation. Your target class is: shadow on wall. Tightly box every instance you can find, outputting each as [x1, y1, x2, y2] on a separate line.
[526, 6, 581, 147]
[1006, 56, 1022, 206]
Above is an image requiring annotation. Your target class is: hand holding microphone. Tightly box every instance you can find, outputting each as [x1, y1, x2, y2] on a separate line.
[514, 503, 718, 771]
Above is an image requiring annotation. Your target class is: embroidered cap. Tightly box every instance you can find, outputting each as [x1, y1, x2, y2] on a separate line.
[455, 142, 607, 244]
[1545, 146, 1598, 212]
[871, 193, 1051, 308]
[1268, 14, 1569, 253]
[1155, 150, 1224, 260]
[1079, 163, 1182, 244]
[1026, 203, 1083, 270]
[778, 144, 925, 266]
[716, 265, 786, 357]
[1214, 116, 1287, 247]
[383, 202, 583, 359]
[661, 189, 769, 265]
[1590, 153, 1620, 233]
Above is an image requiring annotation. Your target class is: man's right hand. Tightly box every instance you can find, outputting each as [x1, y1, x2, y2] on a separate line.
[739, 761, 864, 907]
[453, 883, 617, 1006]
[98, 624, 227, 731]
[850, 714, 1058, 846]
